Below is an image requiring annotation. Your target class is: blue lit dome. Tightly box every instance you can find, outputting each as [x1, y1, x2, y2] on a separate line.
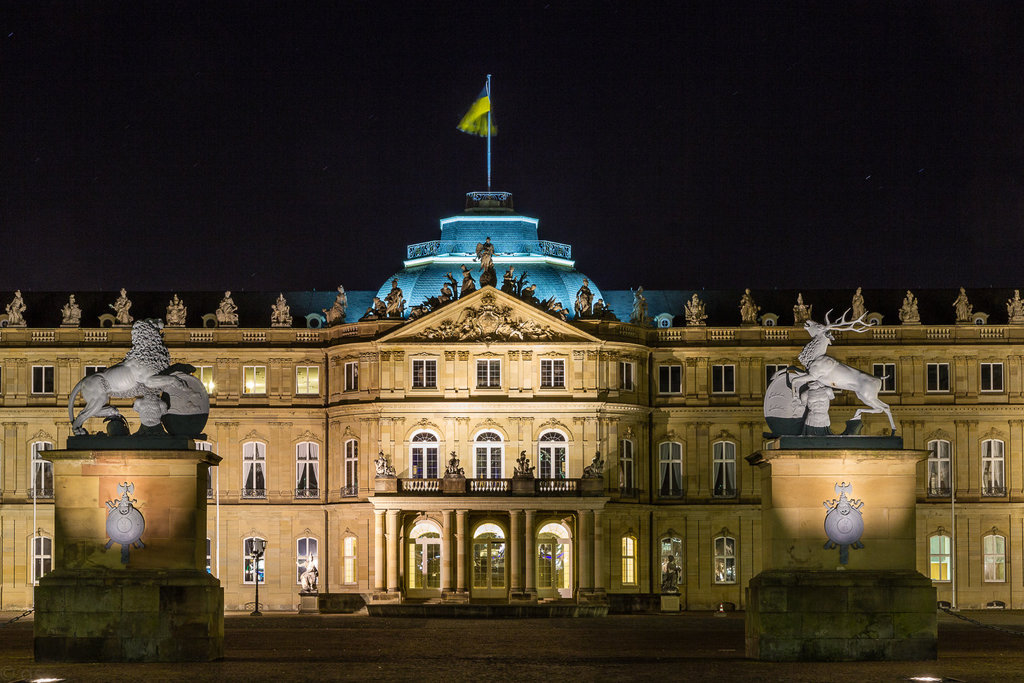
[374, 192, 606, 319]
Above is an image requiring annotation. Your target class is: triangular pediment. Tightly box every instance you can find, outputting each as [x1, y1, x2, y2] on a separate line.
[379, 287, 600, 344]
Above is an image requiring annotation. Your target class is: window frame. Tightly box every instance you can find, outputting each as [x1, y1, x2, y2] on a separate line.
[619, 438, 635, 495]
[242, 365, 267, 395]
[31, 535, 53, 584]
[242, 441, 267, 498]
[926, 362, 950, 393]
[540, 358, 566, 389]
[342, 535, 358, 585]
[929, 533, 951, 582]
[194, 366, 215, 394]
[980, 362, 1004, 393]
[981, 438, 1005, 496]
[537, 430, 568, 479]
[658, 441, 683, 498]
[657, 364, 682, 394]
[713, 536, 737, 585]
[711, 364, 736, 394]
[295, 365, 320, 395]
[30, 441, 54, 499]
[243, 537, 266, 585]
[476, 358, 501, 389]
[411, 358, 438, 389]
[343, 439, 359, 497]
[712, 440, 737, 498]
[410, 431, 440, 479]
[764, 363, 786, 389]
[983, 533, 1006, 583]
[31, 365, 55, 394]
[621, 535, 638, 586]
[619, 361, 635, 391]
[474, 430, 504, 479]
[872, 362, 897, 393]
[926, 439, 951, 497]
[344, 361, 359, 392]
[295, 441, 320, 498]
[296, 536, 319, 585]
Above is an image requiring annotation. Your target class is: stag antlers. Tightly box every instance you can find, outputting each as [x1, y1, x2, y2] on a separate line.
[821, 308, 873, 335]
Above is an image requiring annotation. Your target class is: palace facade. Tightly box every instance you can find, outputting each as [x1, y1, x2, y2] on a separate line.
[1, 193, 1022, 611]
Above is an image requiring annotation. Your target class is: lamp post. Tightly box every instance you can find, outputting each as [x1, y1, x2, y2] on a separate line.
[250, 538, 267, 616]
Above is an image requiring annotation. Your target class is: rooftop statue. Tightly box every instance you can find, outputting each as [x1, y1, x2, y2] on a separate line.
[630, 287, 649, 325]
[271, 293, 292, 327]
[764, 309, 896, 437]
[5, 290, 26, 327]
[953, 287, 973, 323]
[851, 287, 866, 320]
[575, 278, 594, 319]
[1008, 290, 1024, 324]
[739, 288, 760, 325]
[165, 294, 187, 327]
[61, 294, 82, 327]
[361, 296, 387, 321]
[216, 291, 239, 326]
[111, 288, 133, 326]
[501, 265, 517, 294]
[384, 279, 405, 318]
[793, 293, 812, 325]
[685, 293, 707, 326]
[459, 265, 477, 297]
[322, 285, 348, 325]
[898, 290, 920, 324]
[475, 236, 497, 288]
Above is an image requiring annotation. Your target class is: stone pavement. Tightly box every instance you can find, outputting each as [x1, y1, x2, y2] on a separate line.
[2, 609, 1023, 682]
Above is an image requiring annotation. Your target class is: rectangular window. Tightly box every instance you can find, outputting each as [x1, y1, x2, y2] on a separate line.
[243, 366, 267, 394]
[621, 536, 637, 585]
[714, 537, 736, 584]
[981, 363, 1003, 392]
[712, 441, 737, 498]
[711, 364, 735, 394]
[84, 365, 106, 376]
[476, 359, 501, 388]
[540, 359, 565, 389]
[412, 359, 437, 389]
[344, 361, 359, 392]
[984, 535, 1006, 583]
[295, 366, 320, 395]
[295, 442, 319, 498]
[193, 366, 215, 394]
[982, 439, 1005, 496]
[659, 442, 683, 497]
[32, 536, 52, 584]
[32, 365, 54, 394]
[31, 442, 54, 499]
[658, 365, 681, 394]
[619, 439, 635, 494]
[765, 363, 786, 389]
[343, 440, 359, 497]
[926, 363, 950, 392]
[873, 363, 896, 393]
[927, 440, 951, 496]
[619, 361, 635, 391]
[343, 536, 357, 584]
[242, 442, 267, 498]
[929, 535, 950, 581]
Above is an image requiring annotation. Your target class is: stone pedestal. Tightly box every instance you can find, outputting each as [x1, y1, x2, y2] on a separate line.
[298, 593, 319, 614]
[512, 476, 535, 495]
[660, 595, 680, 612]
[443, 475, 466, 494]
[34, 448, 223, 662]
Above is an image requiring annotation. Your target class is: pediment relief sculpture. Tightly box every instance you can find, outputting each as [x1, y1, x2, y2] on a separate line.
[415, 292, 559, 342]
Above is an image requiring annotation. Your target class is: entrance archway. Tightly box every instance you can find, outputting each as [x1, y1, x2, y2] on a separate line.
[536, 521, 572, 599]
[407, 520, 442, 596]
[471, 522, 507, 598]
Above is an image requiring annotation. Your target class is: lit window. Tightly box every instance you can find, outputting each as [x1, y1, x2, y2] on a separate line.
[621, 535, 637, 585]
[926, 363, 950, 392]
[242, 442, 267, 498]
[929, 534, 950, 581]
[981, 363, 1003, 393]
[243, 537, 266, 584]
[926, 439, 951, 496]
[295, 366, 320, 395]
[619, 439, 635, 495]
[412, 359, 437, 389]
[410, 432, 439, 479]
[475, 431, 503, 479]
[344, 361, 359, 392]
[712, 441, 737, 498]
[712, 364, 735, 394]
[538, 431, 567, 479]
[30, 441, 54, 499]
[472, 523, 506, 590]
[343, 536, 357, 584]
[658, 365, 681, 394]
[619, 361, 635, 391]
[764, 363, 786, 389]
[659, 442, 683, 497]
[193, 366, 215, 395]
[713, 536, 736, 584]
[343, 439, 359, 496]
[540, 359, 565, 388]
[84, 365, 106, 376]
[295, 442, 319, 498]
[660, 536, 683, 593]
[408, 521, 442, 590]
[32, 365, 54, 394]
[243, 366, 266, 394]
[296, 537, 318, 585]
[981, 439, 1005, 496]
[873, 363, 896, 393]
[31, 535, 52, 584]
[983, 534, 1006, 583]
[476, 359, 501, 388]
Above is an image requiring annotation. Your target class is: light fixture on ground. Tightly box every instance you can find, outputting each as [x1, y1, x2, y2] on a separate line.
[250, 538, 267, 616]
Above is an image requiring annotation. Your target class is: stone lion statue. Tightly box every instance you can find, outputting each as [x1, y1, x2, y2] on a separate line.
[68, 318, 209, 437]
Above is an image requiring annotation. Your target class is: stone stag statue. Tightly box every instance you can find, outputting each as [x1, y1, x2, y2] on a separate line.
[61, 294, 82, 327]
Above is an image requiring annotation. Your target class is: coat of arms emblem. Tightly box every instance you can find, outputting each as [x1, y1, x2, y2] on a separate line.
[105, 481, 146, 564]
[823, 482, 864, 564]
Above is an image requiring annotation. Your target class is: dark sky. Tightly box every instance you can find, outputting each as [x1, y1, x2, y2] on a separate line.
[2, 2, 1023, 293]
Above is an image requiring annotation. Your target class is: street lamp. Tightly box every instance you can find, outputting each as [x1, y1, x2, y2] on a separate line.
[250, 538, 267, 616]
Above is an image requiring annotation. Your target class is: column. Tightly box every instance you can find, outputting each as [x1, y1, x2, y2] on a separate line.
[456, 509, 468, 593]
[386, 509, 400, 593]
[509, 509, 522, 593]
[441, 509, 454, 593]
[373, 510, 386, 592]
[593, 509, 604, 592]
[578, 509, 592, 593]
[524, 509, 536, 596]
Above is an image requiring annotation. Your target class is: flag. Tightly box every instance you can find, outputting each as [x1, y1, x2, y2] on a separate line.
[457, 86, 496, 137]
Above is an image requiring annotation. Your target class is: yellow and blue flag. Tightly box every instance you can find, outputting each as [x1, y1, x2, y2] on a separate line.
[457, 86, 496, 137]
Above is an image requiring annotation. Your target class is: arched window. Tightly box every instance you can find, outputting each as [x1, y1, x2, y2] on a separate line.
[926, 439, 951, 496]
[408, 521, 442, 590]
[983, 534, 1006, 583]
[621, 535, 637, 586]
[713, 536, 736, 584]
[242, 442, 266, 498]
[712, 441, 737, 498]
[929, 533, 951, 581]
[658, 442, 682, 497]
[343, 439, 359, 496]
[342, 536, 357, 585]
[473, 523, 506, 591]
[296, 536, 318, 585]
[981, 439, 1005, 496]
[30, 441, 53, 499]
[538, 431, 567, 479]
[243, 537, 266, 584]
[660, 536, 683, 593]
[536, 522, 572, 598]
[410, 432, 439, 479]
[619, 439, 635, 494]
[31, 535, 52, 584]
[295, 442, 319, 498]
[475, 431, 503, 479]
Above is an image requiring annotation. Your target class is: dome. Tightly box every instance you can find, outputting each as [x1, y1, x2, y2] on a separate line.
[374, 192, 606, 319]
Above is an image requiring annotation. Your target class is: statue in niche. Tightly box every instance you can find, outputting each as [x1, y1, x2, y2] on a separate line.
[739, 288, 760, 325]
[898, 290, 920, 324]
[61, 294, 82, 327]
[5, 290, 26, 327]
[575, 278, 594, 319]
[475, 236, 497, 288]
[444, 451, 465, 478]
[298, 554, 319, 593]
[361, 296, 387, 321]
[271, 293, 292, 327]
[661, 555, 681, 593]
[323, 285, 348, 325]
[513, 451, 535, 478]
[793, 293, 812, 325]
[684, 293, 707, 326]
[501, 265, 517, 294]
[165, 294, 187, 327]
[1007, 290, 1024, 324]
[374, 451, 396, 478]
[953, 287, 973, 323]
[216, 291, 239, 326]
[459, 265, 477, 297]
[851, 287, 866, 320]
[630, 287, 649, 325]
[384, 279, 405, 318]
[582, 451, 605, 478]
[111, 288, 133, 326]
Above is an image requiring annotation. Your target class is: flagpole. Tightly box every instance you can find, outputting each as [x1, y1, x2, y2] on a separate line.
[486, 74, 492, 190]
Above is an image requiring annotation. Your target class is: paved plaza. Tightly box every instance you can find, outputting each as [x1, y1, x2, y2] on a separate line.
[2, 610, 1023, 682]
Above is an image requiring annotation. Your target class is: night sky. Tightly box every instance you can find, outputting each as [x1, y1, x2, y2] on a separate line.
[2, 2, 1023, 293]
